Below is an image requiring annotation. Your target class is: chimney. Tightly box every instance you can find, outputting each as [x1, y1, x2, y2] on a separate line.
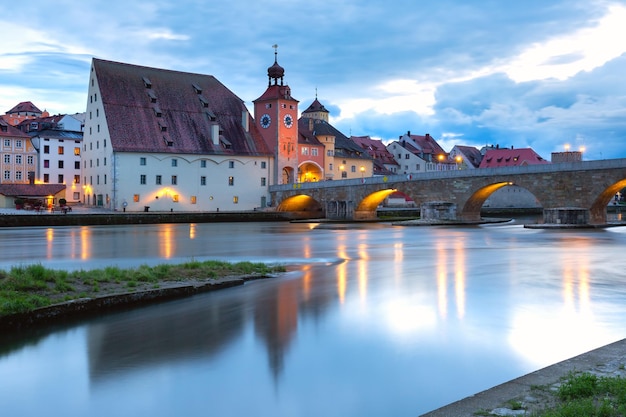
[407, 130, 411, 136]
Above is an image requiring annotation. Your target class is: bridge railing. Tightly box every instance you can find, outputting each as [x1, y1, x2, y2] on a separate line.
[269, 158, 626, 192]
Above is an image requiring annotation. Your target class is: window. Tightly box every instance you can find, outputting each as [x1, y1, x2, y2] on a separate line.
[58, 174, 64, 184]
[74, 147, 80, 156]
[104, 174, 107, 184]
[58, 146, 64, 155]
[329, 163, 333, 171]
[191, 196, 197, 204]
[172, 195, 179, 202]
[140, 174, 146, 185]
[16, 140, 22, 148]
[74, 175, 80, 184]
[261, 177, 266, 186]
[351, 165, 356, 172]
[44, 160, 50, 168]
[228, 161, 234, 168]
[341, 171, 347, 178]
[58, 161, 64, 169]
[312, 148, 318, 156]
[27, 155, 34, 165]
[15, 155, 21, 164]
[73, 192, 80, 200]
[43, 173, 49, 183]
[140, 157, 146, 165]
[3, 139, 9, 147]
[200, 176, 206, 186]
[156, 175, 162, 185]
[200, 160, 206, 168]
[405, 153, 410, 159]
[171, 175, 177, 185]
[233, 196, 239, 203]
[134, 194, 140, 202]
[261, 161, 266, 169]
[44, 145, 49, 154]
[16, 171, 22, 180]
[301, 147, 309, 155]
[327, 150, 334, 156]
[3, 155, 10, 164]
[172, 159, 177, 167]
[75, 161, 80, 169]
[228, 176, 234, 186]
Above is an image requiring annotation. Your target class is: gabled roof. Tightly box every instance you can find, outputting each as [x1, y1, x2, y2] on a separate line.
[299, 117, 371, 160]
[0, 119, 30, 138]
[479, 147, 549, 168]
[406, 133, 446, 155]
[0, 183, 65, 197]
[351, 136, 398, 167]
[453, 145, 483, 168]
[93, 58, 271, 156]
[17, 114, 65, 132]
[5, 101, 42, 115]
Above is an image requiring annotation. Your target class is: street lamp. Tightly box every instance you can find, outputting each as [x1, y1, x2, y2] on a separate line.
[340, 164, 346, 179]
[360, 166, 365, 178]
[455, 156, 462, 169]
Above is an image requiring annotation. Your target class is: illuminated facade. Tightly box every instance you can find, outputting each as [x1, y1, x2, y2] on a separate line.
[83, 58, 272, 211]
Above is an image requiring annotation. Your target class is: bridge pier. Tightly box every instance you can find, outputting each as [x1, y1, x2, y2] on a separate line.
[325, 200, 355, 220]
[543, 207, 589, 225]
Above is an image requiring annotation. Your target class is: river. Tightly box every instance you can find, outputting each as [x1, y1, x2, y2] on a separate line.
[1, 220, 626, 416]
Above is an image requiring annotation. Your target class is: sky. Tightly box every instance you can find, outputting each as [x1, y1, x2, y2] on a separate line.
[1, 0, 626, 160]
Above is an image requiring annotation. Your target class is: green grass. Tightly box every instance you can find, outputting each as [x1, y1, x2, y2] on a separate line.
[0, 261, 286, 316]
[532, 371, 626, 416]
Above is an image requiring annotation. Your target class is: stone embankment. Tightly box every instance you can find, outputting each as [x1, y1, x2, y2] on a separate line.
[420, 338, 626, 416]
[0, 275, 274, 331]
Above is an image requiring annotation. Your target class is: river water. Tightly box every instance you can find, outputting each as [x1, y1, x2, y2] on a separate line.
[1, 220, 626, 416]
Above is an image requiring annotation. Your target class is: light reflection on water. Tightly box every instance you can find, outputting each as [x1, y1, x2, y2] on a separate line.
[1, 221, 626, 417]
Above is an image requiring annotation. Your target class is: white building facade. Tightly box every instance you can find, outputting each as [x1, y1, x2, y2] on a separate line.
[83, 58, 273, 212]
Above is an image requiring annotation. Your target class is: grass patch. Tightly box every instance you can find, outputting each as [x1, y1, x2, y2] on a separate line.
[532, 372, 626, 417]
[0, 261, 286, 316]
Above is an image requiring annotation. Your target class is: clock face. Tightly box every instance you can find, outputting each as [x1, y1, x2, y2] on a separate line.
[283, 114, 294, 128]
[260, 114, 271, 129]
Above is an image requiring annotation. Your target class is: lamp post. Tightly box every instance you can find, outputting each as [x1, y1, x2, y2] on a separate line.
[340, 164, 345, 179]
[360, 166, 365, 179]
[455, 156, 462, 170]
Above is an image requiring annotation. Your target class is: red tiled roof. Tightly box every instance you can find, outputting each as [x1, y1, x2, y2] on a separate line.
[351, 136, 398, 166]
[93, 58, 271, 156]
[408, 134, 446, 155]
[479, 148, 549, 168]
[0, 119, 30, 138]
[5, 101, 43, 115]
[0, 183, 65, 197]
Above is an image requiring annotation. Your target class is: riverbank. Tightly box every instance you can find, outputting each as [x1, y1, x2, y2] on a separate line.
[0, 274, 279, 331]
[420, 338, 626, 416]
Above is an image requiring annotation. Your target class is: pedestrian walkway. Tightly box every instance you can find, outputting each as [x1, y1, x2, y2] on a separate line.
[0, 205, 110, 215]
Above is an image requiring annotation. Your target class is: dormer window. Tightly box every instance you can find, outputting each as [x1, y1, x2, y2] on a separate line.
[163, 136, 173, 147]
[192, 84, 202, 94]
[158, 121, 168, 132]
[147, 90, 157, 103]
[205, 110, 217, 121]
[153, 105, 162, 117]
[142, 77, 152, 88]
[198, 95, 209, 108]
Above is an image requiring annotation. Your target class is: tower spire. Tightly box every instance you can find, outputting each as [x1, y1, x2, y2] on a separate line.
[267, 44, 285, 86]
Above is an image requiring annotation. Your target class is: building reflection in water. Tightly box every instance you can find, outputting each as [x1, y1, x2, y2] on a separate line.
[160, 224, 174, 259]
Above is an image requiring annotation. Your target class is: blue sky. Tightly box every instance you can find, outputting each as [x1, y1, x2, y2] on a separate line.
[1, 0, 625, 160]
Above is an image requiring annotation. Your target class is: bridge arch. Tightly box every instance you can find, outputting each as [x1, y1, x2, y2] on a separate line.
[459, 181, 542, 220]
[275, 194, 323, 217]
[589, 178, 626, 224]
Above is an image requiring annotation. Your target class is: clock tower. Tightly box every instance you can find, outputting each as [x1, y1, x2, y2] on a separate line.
[253, 45, 299, 185]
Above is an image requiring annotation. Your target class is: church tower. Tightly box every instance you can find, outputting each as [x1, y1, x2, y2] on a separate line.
[253, 46, 299, 185]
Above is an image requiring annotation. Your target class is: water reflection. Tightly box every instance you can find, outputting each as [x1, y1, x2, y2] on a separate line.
[2, 222, 626, 417]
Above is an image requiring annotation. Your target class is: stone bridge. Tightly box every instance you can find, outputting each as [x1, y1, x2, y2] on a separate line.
[269, 158, 626, 225]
